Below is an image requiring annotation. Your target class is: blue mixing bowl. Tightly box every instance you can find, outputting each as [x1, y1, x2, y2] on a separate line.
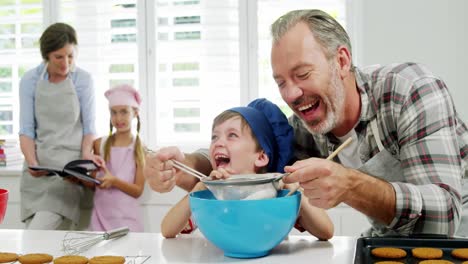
[189, 189, 301, 258]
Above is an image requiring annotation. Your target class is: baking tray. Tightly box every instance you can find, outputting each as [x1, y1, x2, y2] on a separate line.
[354, 236, 468, 263]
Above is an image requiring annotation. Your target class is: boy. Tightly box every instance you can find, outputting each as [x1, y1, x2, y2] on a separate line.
[161, 98, 333, 240]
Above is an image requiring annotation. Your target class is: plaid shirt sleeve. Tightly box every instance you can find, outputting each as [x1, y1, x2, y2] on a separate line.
[379, 64, 464, 236]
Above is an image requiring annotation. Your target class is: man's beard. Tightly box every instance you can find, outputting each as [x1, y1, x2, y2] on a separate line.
[301, 64, 345, 135]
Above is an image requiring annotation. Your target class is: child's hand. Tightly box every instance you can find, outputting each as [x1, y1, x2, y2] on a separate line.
[191, 182, 207, 192]
[209, 168, 236, 180]
[98, 167, 117, 189]
[278, 180, 300, 191]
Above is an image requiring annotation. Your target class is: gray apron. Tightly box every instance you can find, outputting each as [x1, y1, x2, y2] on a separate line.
[457, 178, 468, 237]
[358, 119, 467, 237]
[20, 66, 84, 224]
[358, 119, 408, 237]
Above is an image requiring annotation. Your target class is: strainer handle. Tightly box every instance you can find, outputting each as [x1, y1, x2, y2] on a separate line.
[104, 226, 130, 240]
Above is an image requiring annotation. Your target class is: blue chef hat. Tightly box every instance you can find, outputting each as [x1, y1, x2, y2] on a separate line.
[229, 98, 294, 173]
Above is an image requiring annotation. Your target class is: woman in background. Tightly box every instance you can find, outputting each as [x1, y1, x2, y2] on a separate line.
[19, 23, 102, 230]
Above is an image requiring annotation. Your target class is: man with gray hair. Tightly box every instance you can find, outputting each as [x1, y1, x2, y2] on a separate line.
[273, 9, 468, 237]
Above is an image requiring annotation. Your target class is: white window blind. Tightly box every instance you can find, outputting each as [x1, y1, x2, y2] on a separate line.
[153, 0, 241, 150]
[2, 0, 347, 152]
[0, 0, 43, 139]
[59, 0, 139, 137]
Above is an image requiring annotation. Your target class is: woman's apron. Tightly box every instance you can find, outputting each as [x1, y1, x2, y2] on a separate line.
[20, 66, 84, 224]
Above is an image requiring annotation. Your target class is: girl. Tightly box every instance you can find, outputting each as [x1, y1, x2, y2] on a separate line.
[160, 98, 334, 240]
[89, 84, 146, 232]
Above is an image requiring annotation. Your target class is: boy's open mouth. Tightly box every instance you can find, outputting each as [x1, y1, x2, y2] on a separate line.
[214, 154, 230, 168]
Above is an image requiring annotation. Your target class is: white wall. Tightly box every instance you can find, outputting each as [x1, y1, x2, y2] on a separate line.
[355, 0, 468, 120]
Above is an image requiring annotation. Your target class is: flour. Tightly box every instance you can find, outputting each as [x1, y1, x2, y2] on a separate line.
[205, 175, 281, 200]
[242, 188, 277, 200]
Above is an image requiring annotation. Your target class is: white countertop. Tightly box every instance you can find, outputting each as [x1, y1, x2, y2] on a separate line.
[0, 229, 358, 263]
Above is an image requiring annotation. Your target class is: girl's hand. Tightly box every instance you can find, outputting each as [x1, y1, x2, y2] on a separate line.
[98, 167, 117, 189]
[209, 167, 236, 180]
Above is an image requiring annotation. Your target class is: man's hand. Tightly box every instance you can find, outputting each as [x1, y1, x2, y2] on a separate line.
[144, 146, 185, 193]
[277, 180, 300, 192]
[282, 157, 351, 209]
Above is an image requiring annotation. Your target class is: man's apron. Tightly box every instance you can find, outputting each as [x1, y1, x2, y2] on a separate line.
[20, 66, 84, 224]
[358, 119, 466, 237]
[357, 119, 406, 236]
[458, 181, 468, 236]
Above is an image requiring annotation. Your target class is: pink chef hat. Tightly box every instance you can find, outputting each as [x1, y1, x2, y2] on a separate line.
[104, 84, 142, 108]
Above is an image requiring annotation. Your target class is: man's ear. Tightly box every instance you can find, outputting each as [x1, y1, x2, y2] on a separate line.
[336, 45, 352, 79]
[254, 151, 269, 168]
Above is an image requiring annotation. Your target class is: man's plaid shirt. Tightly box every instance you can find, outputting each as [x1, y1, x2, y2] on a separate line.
[290, 62, 468, 236]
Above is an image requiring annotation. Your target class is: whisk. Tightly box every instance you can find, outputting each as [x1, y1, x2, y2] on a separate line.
[62, 226, 129, 255]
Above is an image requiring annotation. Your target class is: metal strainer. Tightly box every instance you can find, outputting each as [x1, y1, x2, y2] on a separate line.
[200, 173, 288, 200]
[169, 159, 289, 200]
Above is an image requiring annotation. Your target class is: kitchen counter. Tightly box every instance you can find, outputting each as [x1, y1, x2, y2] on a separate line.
[0, 164, 372, 235]
[0, 229, 357, 263]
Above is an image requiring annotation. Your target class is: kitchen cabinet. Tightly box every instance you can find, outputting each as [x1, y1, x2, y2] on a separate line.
[0, 166, 371, 235]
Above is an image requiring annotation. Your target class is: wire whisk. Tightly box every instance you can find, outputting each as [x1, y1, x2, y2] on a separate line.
[62, 226, 129, 255]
